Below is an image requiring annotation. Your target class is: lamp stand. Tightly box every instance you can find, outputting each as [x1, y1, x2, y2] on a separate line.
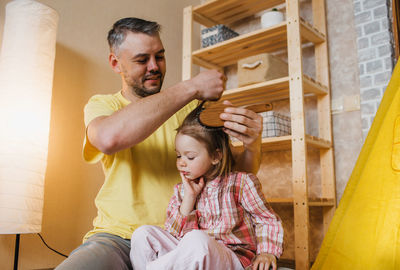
[14, 234, 20, 270]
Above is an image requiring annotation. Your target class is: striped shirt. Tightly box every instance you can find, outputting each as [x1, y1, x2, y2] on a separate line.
[164, 172, 284, 268]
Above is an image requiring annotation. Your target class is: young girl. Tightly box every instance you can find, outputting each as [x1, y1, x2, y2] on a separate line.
[130, 106, 283, 270]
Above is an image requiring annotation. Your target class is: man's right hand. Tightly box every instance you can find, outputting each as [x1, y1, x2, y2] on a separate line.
[185, 70, 226, 101]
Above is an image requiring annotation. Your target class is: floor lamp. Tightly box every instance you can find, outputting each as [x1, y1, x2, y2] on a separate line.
[0, 0, 58, 269]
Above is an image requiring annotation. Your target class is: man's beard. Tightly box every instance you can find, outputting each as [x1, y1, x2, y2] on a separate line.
[131, 70, 163, 98]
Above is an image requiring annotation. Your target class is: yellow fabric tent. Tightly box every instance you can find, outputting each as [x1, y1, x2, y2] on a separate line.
[312, 61, 400, 270]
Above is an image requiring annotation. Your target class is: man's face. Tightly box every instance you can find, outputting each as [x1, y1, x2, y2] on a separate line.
[115, 32, 166, 98]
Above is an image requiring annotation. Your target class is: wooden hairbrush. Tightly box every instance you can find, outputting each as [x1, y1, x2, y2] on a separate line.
[197, 100, 273, 128]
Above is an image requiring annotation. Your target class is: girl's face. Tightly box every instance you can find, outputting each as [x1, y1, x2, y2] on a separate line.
[175, 133, 219, 180]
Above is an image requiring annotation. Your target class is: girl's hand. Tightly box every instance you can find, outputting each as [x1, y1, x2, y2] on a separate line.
[179, 173, 205, 216]
[252, 253, 277, 270]
[181, 172, 205, 199]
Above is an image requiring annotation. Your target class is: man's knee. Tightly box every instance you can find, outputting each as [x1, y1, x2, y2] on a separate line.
[56, 233, 131, 270]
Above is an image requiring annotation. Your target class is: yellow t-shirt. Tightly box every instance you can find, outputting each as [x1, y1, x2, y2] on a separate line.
[82, 91, 196, 240]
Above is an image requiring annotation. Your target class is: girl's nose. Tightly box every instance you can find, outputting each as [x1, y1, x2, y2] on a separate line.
[177, 159, 186, 167]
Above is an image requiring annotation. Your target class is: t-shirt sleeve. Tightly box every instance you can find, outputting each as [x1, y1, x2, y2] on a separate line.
[174, 100, 199, 125]
[82, 95, 117, 163]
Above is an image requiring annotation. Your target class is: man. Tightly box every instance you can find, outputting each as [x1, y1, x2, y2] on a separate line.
[56, 17, 262, 270]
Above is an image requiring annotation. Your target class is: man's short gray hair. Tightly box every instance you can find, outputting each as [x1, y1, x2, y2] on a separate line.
[107, 17, 161, 53]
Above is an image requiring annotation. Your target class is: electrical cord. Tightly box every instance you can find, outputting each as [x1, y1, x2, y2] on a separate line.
[37, 233, 68, 258]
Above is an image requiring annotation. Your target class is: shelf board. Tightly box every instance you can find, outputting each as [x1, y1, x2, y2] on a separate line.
[266, 197, 335, 207]
[232, 134, 331, 152]
[216, 76, 328, 107]
[277, 258, 296, 268]
[192, 19, 325, 68]
[305, 135, 332, 149]
[193, 0, 286, 27]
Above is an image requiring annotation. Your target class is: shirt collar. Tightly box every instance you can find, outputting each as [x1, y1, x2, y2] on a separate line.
[205, 175, 222, 189]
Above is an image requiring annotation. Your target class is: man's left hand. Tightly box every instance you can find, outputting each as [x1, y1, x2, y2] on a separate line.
[219, 100, 262, 152]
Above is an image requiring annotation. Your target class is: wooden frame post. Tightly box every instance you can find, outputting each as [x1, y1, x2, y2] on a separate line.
[286, 0, 310, 269]
[182, 6, 193, 81]
[312, 0, 337, 236]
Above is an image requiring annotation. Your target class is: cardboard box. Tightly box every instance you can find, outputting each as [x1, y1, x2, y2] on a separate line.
[201, 24, 239, 48]
[237, 53, 288, 87]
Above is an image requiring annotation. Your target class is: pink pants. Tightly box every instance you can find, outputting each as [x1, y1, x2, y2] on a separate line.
[130, 225, 244, 270]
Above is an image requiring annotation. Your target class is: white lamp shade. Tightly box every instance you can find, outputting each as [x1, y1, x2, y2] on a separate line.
[0, 0, 58, 234]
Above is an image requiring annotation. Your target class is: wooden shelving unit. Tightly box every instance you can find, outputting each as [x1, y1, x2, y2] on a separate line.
[182, 1, 336, 269]
[192, 0, 286, 26]
[192, 19, 325, 67]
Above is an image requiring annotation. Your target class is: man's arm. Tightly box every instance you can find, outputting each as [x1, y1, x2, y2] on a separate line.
[232, 138, 262, 175]
[87, 70, 225, 155]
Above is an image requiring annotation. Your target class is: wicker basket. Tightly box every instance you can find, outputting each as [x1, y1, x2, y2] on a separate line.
[201, 24, 239, 48]
[260, 111, 291, 138]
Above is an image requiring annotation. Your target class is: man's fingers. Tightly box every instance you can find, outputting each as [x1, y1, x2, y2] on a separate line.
[224, 120, 259, 138]
[220, 108, 262, 131]
[222, 100, 233, 106]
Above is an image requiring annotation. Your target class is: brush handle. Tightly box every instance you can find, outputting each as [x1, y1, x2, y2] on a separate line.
[198, 100, 272, 128]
